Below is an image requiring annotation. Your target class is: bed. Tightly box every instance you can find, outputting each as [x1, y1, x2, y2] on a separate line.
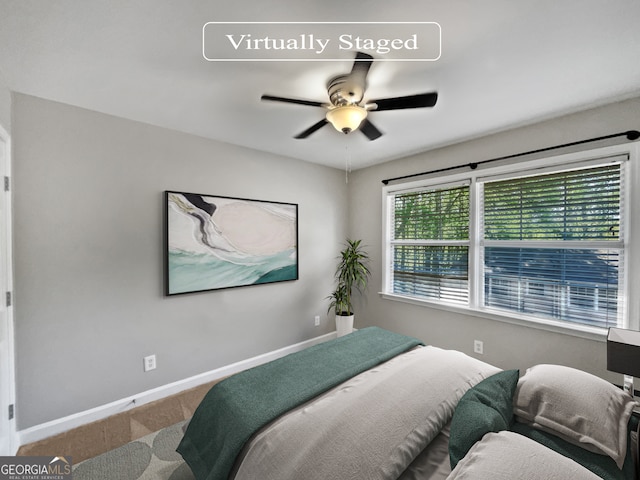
[177, 327, 639, 480]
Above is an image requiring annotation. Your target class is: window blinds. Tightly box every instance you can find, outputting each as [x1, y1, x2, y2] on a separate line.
[384, 150, 630, 330]
[391, 184, 470, 304]
[481, 163, 624, 328]
[483, 165, 621, 241]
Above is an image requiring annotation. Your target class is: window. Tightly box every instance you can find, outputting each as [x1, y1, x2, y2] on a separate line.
[390, 183, 469, 304]
[482, 164, 623, 328]
[383, 147, 633, 332]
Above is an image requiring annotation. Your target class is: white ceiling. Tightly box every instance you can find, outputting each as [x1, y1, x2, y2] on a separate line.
[1, 1, 639, 170]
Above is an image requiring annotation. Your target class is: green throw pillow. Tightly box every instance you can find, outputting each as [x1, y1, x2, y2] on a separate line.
[449, 369, 520, 469]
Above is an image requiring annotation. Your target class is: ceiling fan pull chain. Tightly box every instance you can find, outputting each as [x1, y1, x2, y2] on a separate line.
[345, 144, 352, 183]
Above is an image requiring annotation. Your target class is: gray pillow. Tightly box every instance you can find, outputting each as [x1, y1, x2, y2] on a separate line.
[448, 431, 602, 479]
[513, 364, 636, 469]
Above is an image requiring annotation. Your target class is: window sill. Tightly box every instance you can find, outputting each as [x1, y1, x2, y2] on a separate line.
[379, 292, 608, 342]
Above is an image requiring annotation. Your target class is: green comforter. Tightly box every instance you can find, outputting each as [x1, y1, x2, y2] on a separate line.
[177, 327, 424, 480]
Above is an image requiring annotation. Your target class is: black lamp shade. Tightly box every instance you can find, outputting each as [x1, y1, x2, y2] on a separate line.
[607, 327, 640, 377]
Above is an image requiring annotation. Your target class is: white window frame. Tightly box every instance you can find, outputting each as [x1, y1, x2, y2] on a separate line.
[385, 179, 471, 304]
[381, 143, 640, 339]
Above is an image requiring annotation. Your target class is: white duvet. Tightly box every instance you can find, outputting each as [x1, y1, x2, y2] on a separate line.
[232, 346, 500, 480]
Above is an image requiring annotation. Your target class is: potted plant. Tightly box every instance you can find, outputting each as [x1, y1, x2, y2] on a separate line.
[327, 239, 371, 337]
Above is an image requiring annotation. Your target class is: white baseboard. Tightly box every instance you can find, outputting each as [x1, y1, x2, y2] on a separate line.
[16, 331, 336, 451]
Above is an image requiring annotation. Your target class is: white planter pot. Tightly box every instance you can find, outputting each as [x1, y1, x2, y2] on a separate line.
[335, 314, 355, 337]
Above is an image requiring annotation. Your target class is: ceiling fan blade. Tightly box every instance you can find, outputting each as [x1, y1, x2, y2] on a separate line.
[349, 51, 374, 83]
[294, 119, 328, 139]
[359, 119, 383, 141]
[261, 95, 325, 108]
[370, 92, 438, 111]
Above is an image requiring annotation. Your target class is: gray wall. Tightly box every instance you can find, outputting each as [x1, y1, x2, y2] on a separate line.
[0, 73, 9, 133]
[348, 96, 640, 383]
[12, 93, 347, 429]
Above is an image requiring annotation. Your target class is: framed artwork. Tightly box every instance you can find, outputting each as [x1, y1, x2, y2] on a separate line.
[164, 191, 298, 295]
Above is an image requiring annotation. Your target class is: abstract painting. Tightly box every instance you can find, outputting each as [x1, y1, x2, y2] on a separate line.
[165, 191, 298, 295]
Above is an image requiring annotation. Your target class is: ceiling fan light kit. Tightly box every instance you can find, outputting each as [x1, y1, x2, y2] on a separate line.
[326, 105, 368, 134]
[261, 51, 438, 140]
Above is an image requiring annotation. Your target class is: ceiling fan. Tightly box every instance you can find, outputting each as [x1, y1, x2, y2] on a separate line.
[261, 52, 438, 141]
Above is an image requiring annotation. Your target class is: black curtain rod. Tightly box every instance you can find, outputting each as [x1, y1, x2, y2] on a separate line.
[381, 130, 640, 185]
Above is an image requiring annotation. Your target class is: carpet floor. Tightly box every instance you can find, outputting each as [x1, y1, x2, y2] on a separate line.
[72, 420, 194, 480]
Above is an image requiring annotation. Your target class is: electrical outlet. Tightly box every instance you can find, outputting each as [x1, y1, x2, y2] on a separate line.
[314, 315, 320, 327]
[143, 354, 156, 372]
[473, 340, 484, 355]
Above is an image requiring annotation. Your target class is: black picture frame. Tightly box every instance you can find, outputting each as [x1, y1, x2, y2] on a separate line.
[164, 191, 299, 296]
